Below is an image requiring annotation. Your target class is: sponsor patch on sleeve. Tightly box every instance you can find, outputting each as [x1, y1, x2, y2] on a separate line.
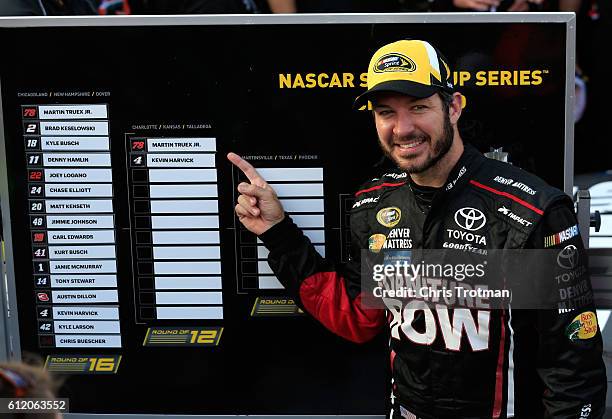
[544, 224, 579, 248]
[565, 311, 598, 341]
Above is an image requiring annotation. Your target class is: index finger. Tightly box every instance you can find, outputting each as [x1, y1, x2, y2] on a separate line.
[477, 0, 500, 5]
[227, 152, 267, 185]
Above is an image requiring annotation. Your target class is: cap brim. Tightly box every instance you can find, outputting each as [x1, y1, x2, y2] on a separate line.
[353, 80, 440, 110]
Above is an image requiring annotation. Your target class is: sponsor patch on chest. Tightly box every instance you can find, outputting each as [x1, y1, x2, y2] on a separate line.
[497, 206, 533, 227]
[376, 207, 401, 228]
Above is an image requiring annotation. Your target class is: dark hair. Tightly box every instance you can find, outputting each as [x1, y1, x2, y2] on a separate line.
[438, 91, 454, 114]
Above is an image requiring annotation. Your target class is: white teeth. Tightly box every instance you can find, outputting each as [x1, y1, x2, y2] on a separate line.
[398, 139, 424, 149]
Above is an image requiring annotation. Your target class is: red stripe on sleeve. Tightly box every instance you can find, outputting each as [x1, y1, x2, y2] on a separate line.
[299, 272, 385, 343]
[469, 180, 544, 215]
[355, 182, 406, 197]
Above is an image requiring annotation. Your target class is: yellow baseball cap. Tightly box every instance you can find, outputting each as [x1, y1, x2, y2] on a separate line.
[354, 39, 455, 109]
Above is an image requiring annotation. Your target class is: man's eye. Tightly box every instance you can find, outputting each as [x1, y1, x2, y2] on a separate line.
[413, 105, 427, 111]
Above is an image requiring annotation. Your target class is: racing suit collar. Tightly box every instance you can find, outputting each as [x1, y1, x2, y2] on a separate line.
[439, 142, 485, 195]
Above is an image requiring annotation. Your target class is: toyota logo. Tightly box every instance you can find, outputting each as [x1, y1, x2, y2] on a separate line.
[557, 245, 578, 270]
[454, 207, 486, 231]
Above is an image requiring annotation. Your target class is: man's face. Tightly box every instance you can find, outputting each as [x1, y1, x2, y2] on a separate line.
[373, 92, 454, 174]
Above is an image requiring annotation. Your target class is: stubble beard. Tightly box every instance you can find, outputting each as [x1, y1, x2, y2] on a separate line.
[381, 113, 454, 174]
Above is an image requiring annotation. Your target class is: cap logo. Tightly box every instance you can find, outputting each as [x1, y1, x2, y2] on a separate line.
[373, 53, 416, 74]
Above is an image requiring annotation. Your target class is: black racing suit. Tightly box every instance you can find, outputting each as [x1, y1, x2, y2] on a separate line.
[259, 144, 606, 418]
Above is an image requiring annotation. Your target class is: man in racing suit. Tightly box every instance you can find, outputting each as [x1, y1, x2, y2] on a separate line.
[228, 39, 606, 418]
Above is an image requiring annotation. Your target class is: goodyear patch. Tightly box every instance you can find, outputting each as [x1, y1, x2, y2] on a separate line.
[143, 327, 222, 347]
[369, 234, 387, 253]
[566, 311, 598, 341]
[373, 53, 416, 73]
[377, 207, 401, 228]
[44, 354, 121, 374]
[251, 297, 304, 317]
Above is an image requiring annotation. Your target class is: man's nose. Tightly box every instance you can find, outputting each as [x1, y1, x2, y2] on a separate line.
[393, 112, 416, 138]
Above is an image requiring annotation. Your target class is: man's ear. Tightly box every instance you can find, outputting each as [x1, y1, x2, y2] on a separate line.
[449, 92, 463, 125]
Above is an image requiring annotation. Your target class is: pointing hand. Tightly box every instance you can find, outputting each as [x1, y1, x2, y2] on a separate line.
[227, 153, 285, 235]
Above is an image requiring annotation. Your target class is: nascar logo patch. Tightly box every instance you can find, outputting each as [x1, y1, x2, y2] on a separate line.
[544, 224, 579, 248]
